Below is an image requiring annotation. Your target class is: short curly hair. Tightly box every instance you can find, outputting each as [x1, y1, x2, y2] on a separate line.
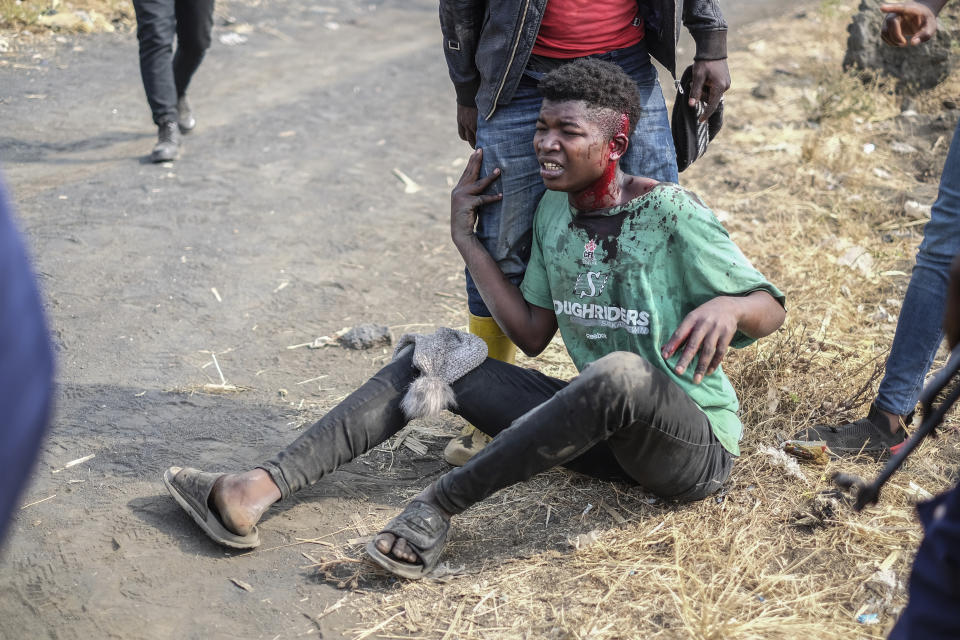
[538, 58, 642, 139]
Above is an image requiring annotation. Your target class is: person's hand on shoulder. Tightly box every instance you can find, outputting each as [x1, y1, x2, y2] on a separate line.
[880, 1, 943, 46]
[450, 148, 501, 246]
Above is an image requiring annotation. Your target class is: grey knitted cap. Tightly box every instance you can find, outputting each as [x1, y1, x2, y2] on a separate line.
[392, 327, 488, 419]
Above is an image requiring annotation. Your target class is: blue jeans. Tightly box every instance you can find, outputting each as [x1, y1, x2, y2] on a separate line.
[467, 42, 678, 316]
[876, 121, 960, 416]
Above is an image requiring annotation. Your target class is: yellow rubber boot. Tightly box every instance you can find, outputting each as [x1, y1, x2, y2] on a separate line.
[442, 314, 518, 466]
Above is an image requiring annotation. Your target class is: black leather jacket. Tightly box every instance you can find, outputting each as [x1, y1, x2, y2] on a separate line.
[440, 0, 727, 119]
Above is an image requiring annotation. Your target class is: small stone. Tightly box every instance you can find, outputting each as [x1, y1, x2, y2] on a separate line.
[838, 246, 875, 277]
[37, 12, 83, 29]
[751, 83, 775, 100]
[890, 141, 918, 154]
[339, 324, 391, 350]
[904, 200, 932, 219]
[944, 99, 958, 110]
[218, 32, 248, 46]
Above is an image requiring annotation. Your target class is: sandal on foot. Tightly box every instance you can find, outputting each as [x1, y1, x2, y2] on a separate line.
[162, 466, 261, 549]
[366, 500, 449, 579]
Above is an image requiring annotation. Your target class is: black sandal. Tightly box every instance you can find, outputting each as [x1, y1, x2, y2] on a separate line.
[365, 500, 450, 579]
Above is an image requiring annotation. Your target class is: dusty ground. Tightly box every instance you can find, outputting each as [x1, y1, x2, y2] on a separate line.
[2, 0, 959, 639]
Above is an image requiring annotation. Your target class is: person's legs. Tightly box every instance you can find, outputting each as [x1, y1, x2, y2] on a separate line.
[376, 352, 732, 566]
[205, 348, 591, 536]
[132, 0, 182, 162]
[449, 75, 546, 462]
[876, 122, 960, 419]
[798, 123, 960, 456]
[132, 0, 178, 125]
[468, 74, 548, 318]
[438, 351, 730, 512]
[172, 0, 214, 100]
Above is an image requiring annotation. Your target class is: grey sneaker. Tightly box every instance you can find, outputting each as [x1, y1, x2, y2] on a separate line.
[177, 96, 196, 134]
[793, 404, 909, 459]
[150, 121, 180, 163]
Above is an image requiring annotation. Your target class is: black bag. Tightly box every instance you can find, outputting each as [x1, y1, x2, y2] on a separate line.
[671, 65, 723, 173]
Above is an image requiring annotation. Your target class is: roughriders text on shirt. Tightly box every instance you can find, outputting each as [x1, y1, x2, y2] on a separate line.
[553, 299, 651, 335]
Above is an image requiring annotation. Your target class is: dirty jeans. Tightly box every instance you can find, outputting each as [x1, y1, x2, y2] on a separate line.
[876, 120, 960, 417]
[467, 41, 679, 316]
[259, 349, 733, 513]
[132, 0, 215, 125]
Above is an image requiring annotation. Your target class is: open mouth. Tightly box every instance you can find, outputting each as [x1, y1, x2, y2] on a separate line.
[539, 160, 564, 178]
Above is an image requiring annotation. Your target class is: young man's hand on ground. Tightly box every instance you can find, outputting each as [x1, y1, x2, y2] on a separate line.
[450, 148, 501, 246]
[689, 59, 731, 122]
[879, 1, 946, 46]
[662, 291, 785, 384]
[457, 104, 479, 148]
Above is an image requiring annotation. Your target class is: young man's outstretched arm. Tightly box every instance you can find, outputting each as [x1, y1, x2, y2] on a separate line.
[450, 149, 558, 356]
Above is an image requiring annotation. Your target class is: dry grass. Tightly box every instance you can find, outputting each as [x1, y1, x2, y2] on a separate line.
[0, 0, 132, 32]
[293, 3, 960, 639]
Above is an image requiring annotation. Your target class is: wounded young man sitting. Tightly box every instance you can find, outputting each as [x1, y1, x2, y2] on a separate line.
[163, 59, 786, 579]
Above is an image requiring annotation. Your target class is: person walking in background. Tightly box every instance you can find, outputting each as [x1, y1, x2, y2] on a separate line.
[438, 0, 732, 465]
[0, 178, 55, 545]
[132, 0, 215, 163]
[798, 0, 960, 457]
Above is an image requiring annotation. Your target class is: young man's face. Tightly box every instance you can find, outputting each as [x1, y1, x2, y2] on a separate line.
[533, 99, 620, 193]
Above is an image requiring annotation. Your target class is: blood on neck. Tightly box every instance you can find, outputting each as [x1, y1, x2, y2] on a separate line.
[573, 114, 629, 212]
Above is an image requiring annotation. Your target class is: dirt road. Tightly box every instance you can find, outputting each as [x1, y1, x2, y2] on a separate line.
[0, 1, 793, 638]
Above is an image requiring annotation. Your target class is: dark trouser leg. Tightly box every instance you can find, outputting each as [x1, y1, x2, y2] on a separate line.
[259, 349, 624, 500]
[435, 352, 733, 515]
[133, 0, 178, 125]
[259, 348, 419, 498]
[173, 0, 215, 98]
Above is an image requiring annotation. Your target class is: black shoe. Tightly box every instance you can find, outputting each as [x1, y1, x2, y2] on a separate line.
[150, 120, 180, 163]
[792, 404, 910, 459]
[177, 96, 196, 134]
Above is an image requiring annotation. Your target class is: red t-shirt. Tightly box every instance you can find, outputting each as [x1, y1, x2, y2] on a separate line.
[532, 0, 644, 59]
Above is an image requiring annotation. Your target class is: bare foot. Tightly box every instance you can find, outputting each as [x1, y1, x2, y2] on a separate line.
[209, 469, 281, 536]
[374, 484, 451, 565]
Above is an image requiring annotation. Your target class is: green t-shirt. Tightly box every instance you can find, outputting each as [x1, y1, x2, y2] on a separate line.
[519, 184, 785, 456]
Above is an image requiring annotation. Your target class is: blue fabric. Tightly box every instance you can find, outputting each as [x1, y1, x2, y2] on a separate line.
[877, 120, 960, 416]
[0, 178, 54, 544]
[466, 42, 678, 316]
[889, 483, 960, 639]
